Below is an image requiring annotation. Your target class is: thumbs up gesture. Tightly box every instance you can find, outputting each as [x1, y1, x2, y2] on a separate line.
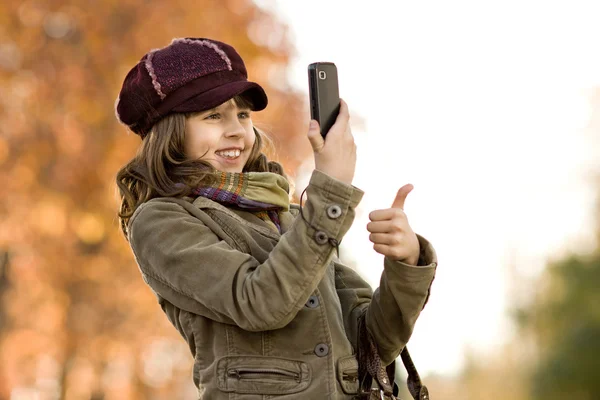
[367, 184, 420, 265]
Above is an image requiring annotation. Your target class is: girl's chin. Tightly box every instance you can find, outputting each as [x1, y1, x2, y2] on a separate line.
[216, 161, 244, 173]
[204, 154, 246, 173]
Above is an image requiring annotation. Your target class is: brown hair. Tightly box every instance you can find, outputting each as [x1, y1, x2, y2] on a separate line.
[116, 94, 286, 239]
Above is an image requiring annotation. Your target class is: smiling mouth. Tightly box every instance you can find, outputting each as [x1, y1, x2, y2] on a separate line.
[215, 149, 242, 159]
[215, 151, 242, 163]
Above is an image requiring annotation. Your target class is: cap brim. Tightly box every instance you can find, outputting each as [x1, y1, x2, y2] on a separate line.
[171, 80, 268, 114]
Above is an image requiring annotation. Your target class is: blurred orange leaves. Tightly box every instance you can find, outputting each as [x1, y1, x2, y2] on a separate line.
[0, 0, 309, 398]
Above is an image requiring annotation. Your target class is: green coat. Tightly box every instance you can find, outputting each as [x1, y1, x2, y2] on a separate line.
[128, 169, 437, 399]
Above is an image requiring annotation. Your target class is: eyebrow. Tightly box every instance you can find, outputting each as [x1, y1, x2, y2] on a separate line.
[222, 99, 251, 111]
[198, 100, 250, 116]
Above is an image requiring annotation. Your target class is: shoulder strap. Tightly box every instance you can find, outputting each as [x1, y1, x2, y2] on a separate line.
[356, 310, 430, 400]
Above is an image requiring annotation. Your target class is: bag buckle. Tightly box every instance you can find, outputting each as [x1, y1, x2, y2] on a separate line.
[370, 388, 386, 400]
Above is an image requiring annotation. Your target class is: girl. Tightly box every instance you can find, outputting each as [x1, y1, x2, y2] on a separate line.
[115, 37, 437, 399]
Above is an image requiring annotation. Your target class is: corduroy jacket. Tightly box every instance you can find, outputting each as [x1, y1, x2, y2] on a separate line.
[127, 169, 437, 399]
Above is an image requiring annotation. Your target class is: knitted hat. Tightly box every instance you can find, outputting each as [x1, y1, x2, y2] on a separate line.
[115, 37, 268, 138]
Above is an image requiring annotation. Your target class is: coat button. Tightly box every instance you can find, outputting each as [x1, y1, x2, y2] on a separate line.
[314, 343, 329, 357]
[326, 205, 342, 219]
[314, 231, 329, 245]
[305, 295, 319, 308]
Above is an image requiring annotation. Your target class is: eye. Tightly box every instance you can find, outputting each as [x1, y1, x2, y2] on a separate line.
[204, 113, 220, 120]
[238, 111, 251, 119]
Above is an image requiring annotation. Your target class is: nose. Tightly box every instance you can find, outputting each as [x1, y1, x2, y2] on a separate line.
[224, 117, 246, 138]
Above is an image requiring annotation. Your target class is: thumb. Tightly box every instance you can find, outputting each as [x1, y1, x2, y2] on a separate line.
[307, 120, 324, 152]
[392, 184, 414, 210]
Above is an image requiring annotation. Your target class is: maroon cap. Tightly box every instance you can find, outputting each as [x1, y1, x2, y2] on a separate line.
[115, 38, 268, 138]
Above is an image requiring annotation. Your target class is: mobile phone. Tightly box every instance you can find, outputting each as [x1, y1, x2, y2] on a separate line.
[308, 62, 340, 138]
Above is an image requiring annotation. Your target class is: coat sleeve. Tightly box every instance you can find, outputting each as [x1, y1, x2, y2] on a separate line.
[336, 234, 437, 366]
[127, 169, 364, 332]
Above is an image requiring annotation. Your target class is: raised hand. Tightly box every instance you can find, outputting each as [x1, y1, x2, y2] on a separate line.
[306, 99, 356, 186]
[367, 184, 420, 265]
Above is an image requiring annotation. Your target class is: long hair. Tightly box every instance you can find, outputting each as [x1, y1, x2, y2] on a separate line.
[116, 94, 287, 239]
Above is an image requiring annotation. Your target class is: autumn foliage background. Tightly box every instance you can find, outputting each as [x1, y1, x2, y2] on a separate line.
[0, 1, 312, 398]
[1, 1, 599, 399]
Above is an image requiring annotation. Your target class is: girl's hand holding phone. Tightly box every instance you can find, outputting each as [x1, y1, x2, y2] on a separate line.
[367, 184, 420, 265]
[306, 99, 356, 186]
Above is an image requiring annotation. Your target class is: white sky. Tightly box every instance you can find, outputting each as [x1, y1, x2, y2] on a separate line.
[258, 0, 600, 375]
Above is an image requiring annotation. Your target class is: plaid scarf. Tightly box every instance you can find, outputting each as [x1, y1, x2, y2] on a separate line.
[192, 171, 290, 233]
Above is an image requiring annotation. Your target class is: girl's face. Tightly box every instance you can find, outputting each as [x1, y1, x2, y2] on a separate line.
[184, 98, 256, 173]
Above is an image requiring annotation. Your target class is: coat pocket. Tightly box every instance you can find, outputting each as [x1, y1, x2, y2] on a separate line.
[216, 355, 311, 395]
[337, 354, 359, 394]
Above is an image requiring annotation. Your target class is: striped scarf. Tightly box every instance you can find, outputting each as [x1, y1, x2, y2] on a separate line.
[192, 171, 290, 233]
